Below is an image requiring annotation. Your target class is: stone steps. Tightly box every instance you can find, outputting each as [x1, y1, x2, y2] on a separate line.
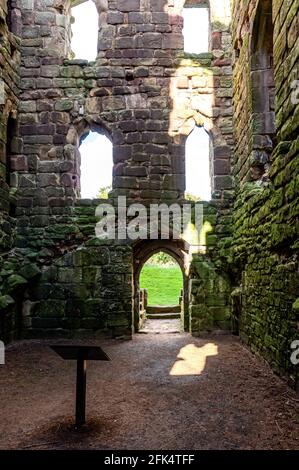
[146, 312, 181, 320]
[146, 305, 181, 314]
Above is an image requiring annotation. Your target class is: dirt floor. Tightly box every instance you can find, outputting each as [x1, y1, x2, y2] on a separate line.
[0, 323, 298, 450]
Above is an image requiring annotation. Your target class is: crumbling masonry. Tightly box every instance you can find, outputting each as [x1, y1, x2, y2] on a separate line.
[0, 0, 298, 388]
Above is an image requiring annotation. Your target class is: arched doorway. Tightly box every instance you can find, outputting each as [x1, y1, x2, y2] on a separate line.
[133, 240, 190, 333]
[140, 252, 183, 307]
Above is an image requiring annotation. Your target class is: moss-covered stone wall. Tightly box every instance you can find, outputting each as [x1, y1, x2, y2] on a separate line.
[0, 197, 133, 341]
[0, 0, 22, 341]
[0, 0, 21, 253]
[189, 197, 233, 334]
[231, 0, 299, 388]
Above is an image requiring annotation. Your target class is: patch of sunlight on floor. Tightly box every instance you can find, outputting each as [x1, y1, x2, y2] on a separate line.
[170, 343, 218, 376]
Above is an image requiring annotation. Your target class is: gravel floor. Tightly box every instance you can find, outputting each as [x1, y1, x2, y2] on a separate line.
[0, 328, 298, 450]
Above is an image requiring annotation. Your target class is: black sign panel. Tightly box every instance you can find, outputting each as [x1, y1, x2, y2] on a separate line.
[50, 345, 111, 361]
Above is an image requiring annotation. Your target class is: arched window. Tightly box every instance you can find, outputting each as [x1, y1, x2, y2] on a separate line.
[79, 131, 113, 199]
[185, 126, 211, 201]
[183, 1, 210, 54]
[250, 0, 276, 180]
[71, 0, 98, 61]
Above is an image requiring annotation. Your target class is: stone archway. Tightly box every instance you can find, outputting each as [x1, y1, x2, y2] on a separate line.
[133, 239, 190, 333]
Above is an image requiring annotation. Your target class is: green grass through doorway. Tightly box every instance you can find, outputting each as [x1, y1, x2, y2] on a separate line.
[140, 265, 183, 306]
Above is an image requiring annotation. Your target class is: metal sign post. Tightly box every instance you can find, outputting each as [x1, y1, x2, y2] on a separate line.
[50, 345, 111, 428]
[76, 356, 87, 427]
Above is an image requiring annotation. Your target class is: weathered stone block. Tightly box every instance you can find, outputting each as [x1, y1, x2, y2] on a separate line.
[118, 0, 140, 12]
[137, 32, 162, 49]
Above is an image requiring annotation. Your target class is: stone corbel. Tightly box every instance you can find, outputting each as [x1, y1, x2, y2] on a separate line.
[93, 0, 108, 29]
[54, 0, 67, 13]
[93, 0, 108, 14]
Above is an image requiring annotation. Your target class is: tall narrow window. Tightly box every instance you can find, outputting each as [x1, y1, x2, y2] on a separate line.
[79, 131, 113, 199]
[71, 0, 98, 61]
[183, 3, 210, 54]
[7, 1, 12, 31]
[250, 0, 276, 180]
[5, 116, 16, 186]
[5, 115, 17, 216]
[185, 126, 211, 201]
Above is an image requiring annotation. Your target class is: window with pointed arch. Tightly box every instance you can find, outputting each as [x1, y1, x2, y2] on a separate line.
[71, 0, 98, 61]
[183, 1, 210, 54]
[185, 126, 212, 201]
[79, 130, 113, 200]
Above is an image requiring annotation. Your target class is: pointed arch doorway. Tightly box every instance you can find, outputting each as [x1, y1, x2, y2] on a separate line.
[133, 239, 190, 334]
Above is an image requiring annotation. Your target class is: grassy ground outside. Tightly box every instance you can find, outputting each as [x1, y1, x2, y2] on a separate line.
[140, 264, 183, 306]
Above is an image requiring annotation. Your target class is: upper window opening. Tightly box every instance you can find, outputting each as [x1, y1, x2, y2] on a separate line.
[71, 0, 98, 61]
[183, 6, 210, 54]
[79, 131, 113, 199]
[185, 126, 211, 201]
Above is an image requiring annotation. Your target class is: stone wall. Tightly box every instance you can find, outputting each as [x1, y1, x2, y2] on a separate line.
[0, 0, 234, 341]
[15, 0, 233, 210]
[0, 196, 133, 341]
[188, 197, 233, 334]
[0, 0, 22, 342]
[231, 0, 299, 388]
[0, 0, 21, 252]
[25, 239, 133, 339]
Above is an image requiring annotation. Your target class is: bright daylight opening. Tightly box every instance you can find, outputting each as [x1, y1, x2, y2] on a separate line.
[183, 7, 209, 54]
[185, 126, 212, 201]
[79, 131, 113, 199]
[140, 252, 183, 307]
[71, 0, 98, 61]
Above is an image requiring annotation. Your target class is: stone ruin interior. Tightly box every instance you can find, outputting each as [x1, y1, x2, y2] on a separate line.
[0, 0, 298, 451]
